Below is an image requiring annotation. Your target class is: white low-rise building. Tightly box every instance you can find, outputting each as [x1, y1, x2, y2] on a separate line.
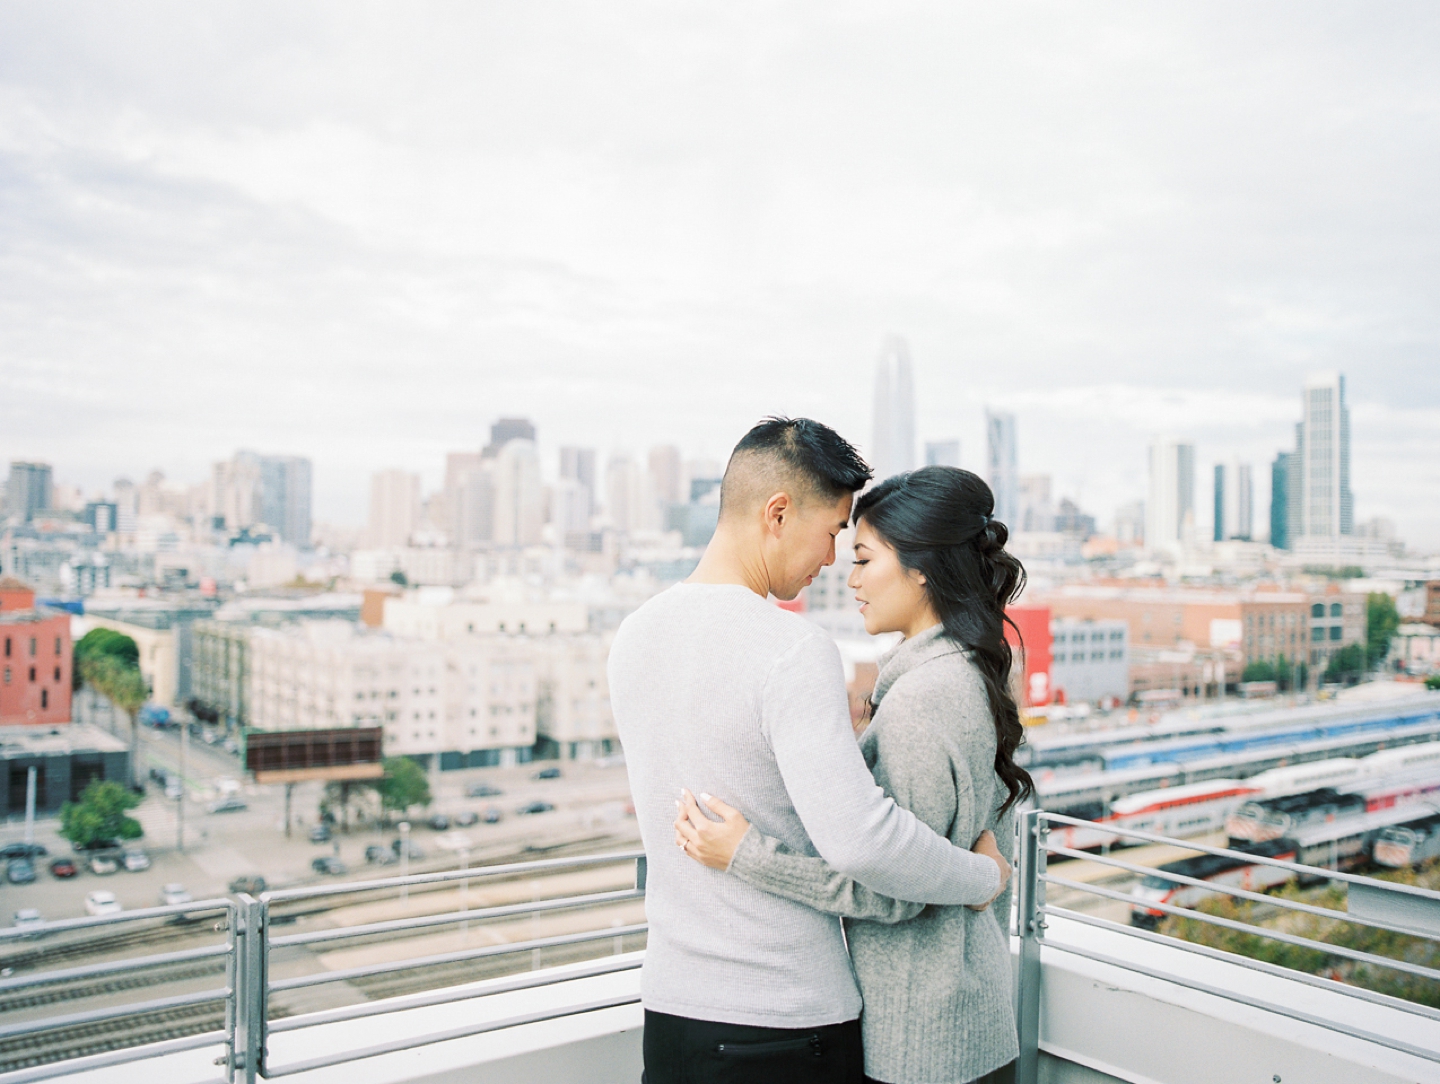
[248, 623, 538, 768]
[535, 633, 617, 760]
[382, 591, 588, 639]
[1050, 617, 1129, 705]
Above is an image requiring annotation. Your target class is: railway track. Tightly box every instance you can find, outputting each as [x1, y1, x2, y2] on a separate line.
[0, 1001, 225, 1074]
[0, 957, 228, 1013]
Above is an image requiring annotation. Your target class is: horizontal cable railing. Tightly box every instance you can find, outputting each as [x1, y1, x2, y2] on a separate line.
[1014, 808, 1440, 1084]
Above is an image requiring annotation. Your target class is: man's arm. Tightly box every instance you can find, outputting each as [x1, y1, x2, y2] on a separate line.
[761, 632, 1002, 907]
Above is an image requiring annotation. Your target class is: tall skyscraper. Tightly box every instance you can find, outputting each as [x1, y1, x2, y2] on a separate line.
[924, 440, 960, 468]
[259, 455, 312, 545]
[483, 418, 537, 458]
[1146, 437, 1196, 550]
[5, 462, 52, 522]
[871, 337, 916, 480]
[1213, 462, 1253, 542]
[1298, 372, 1352, 539]
[368, 469, 420, 548]
[492, 440, 543, 547]
[1270, 452, 1294, 550]
[606, 454, 647, 533]
[985, 411, 1018, 528]
[451, 461, 495, 549]
[648, 445, 682, 506]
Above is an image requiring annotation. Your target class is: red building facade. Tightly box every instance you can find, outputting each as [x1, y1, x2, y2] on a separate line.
[0, 577, 72, 726]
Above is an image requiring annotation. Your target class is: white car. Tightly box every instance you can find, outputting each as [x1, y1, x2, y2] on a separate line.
[159, 884, 192, 907]
[84, 890, 123, 916]
[122, 849, 151, 872]
[12, 908, 43, 930]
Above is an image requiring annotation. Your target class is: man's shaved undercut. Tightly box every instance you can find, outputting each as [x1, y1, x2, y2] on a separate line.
[718, 417, 873, 522]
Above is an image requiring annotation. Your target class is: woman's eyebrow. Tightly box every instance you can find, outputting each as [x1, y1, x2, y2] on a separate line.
[853, 542, 871, 552]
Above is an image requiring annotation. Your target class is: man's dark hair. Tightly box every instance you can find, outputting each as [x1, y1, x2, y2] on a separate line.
[719, 416, 872, 519]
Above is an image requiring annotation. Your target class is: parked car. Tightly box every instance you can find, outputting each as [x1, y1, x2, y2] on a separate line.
[48, 857, 78, 879]
[364, 844, 395, 865]
[222, 739, 240, 756]
[452, 810, 479, 827]
[228, 875, 268, 895]
[390, 839, 425, 860]
[12, 908, 44, 931]
[122, 849, 151, 872]
[7, 858, 36, 884]
[159, 883, 193, 907]
[88, 854, 120, 876]
[428, 814, 450, 831]
[84, 890, 123, 916]
[165, 780, 184, 801]
[482, 806, 503, 824]
[311, 856, 347, 876]
[308, 824, 332, 844]
[0, 842, 47, 860]
[517, 801, 555, 816]
[465, 783, 503, 798]
[532, 767, 562, 780]
[207, 797, 248, 814]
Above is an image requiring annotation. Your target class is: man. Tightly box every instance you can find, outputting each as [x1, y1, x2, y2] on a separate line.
[609, 417, 1011, 1084]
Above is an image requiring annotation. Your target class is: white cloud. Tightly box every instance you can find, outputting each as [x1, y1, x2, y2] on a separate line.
[0, 3, 1437, 546]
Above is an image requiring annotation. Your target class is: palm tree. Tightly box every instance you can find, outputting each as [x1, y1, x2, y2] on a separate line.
[82, 656, 149, 788]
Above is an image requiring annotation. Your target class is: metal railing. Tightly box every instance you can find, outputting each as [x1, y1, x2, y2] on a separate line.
[1013, 809, 1440, 1083]
[0, 850, 647, 1084]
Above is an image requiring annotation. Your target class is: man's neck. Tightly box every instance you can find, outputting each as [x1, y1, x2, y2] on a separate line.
[686, 529, 770, 597]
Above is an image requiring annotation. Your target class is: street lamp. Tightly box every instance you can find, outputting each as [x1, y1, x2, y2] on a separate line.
[398, 821, 410, 903]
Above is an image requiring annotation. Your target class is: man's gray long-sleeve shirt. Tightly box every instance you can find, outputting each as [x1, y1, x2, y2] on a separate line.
[608, 582, 1000, 1028]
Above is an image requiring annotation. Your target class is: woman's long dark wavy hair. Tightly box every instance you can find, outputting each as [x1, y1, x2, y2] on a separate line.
[855, 466, 1035, 814]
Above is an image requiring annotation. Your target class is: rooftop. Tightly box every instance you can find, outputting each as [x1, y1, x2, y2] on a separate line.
[0, 820, 1435, 1084]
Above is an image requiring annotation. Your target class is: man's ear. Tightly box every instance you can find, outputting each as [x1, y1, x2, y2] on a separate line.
[762, 491, 792, 537]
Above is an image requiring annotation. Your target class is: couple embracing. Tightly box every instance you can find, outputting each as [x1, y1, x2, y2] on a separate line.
[609, 416, 1034, 1084]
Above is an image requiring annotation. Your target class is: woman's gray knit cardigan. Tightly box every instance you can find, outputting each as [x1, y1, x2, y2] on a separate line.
[727, 624, 1018, 1084]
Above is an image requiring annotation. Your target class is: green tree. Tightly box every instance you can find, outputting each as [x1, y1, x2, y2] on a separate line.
[82, 654, 149, 787]
[1324, 642, 1367, 685]
[73, 628, 139, 690]
[1427, 674, 1440, 692]
[59, 781, 143, 850]
[376, 756, 431, 821]
[1242, 660, 1278, 683]
[1366, 592, 1401, 669]
[389, 570, 408, 587]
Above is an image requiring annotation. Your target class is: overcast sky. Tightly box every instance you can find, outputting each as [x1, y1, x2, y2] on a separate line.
[2, 3, 1438, 546]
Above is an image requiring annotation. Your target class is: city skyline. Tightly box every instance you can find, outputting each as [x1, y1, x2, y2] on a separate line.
[2, 7, 1438, 545]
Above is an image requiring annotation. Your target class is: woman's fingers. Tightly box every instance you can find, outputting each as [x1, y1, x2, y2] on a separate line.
[697, 792, 740, 821]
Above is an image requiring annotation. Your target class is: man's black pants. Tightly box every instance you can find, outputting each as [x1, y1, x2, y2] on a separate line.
[642, 1009, 864, 1084]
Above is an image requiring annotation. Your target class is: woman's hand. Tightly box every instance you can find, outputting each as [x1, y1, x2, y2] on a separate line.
[674, 788, 750, 870]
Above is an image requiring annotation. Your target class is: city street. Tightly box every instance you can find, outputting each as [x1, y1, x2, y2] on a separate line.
[0, 731, 639, 926]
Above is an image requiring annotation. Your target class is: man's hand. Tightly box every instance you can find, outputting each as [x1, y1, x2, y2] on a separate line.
[674, 789, 750, 870]
[966, 829, 1012, 912]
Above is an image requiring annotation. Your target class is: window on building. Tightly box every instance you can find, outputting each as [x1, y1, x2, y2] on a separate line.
[3, 637, 9, 657]
[41, 689, 47, 709]
[1312, 627, 1324, 643]
[29, 637, 37, 655]
[1330, 603, 1342, 618]
[1312, 603, 1325, 618]
[3, 667, 8, 684]
[53, 667, 60, 682]
[54, 636, 61, 655]
[1329, 626, 1342, 641]
[29, 667, 36, 682]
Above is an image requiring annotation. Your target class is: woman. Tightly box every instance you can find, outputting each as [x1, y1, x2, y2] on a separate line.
[674, 466, 1033, 1084]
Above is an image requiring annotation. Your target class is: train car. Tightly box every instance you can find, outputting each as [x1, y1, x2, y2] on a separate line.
[1243, 758, 1364, 797]
[1049, 779, 1262, 852]
[1373, 807, 1440, 869]
[1360, 739, 1440, 777]
[1129, 840, 1295, 928]
[1226, 788, 1367, 844]
[1131, 804, 1439, 925]
[1350, 764, 1440, 812]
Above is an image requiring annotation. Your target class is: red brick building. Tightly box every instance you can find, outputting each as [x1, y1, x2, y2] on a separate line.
[0, 576, 73, 727]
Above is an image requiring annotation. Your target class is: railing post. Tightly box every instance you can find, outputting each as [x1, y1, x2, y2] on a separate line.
[635, 854, 647, 894]
[234, 894, 268, 1084]
[1014, 808, 1047, 1084]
